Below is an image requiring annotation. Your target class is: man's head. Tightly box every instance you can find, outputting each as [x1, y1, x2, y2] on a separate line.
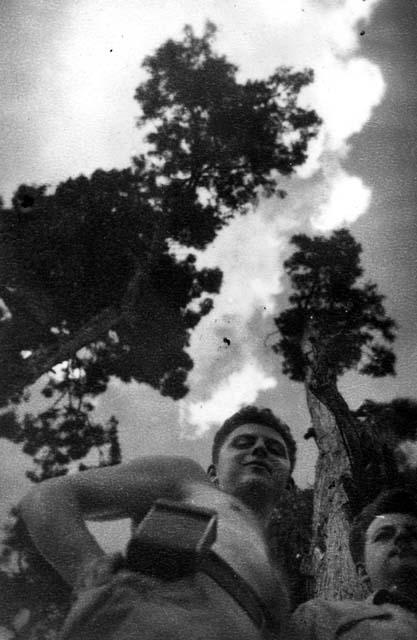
[211, 406, 296, 470]
[208, 406, 296, 510]
[350, 488, 417, 591]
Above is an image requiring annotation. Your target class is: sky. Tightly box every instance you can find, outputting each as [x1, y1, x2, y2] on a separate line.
[1, 0, 417, 551]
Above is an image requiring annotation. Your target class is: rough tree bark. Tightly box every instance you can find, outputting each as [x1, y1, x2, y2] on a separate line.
[300, 331, 370, 600]
[304, 385, 369, 600]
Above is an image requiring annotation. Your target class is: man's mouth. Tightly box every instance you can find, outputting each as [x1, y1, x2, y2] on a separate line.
[244, 461, 271, 474]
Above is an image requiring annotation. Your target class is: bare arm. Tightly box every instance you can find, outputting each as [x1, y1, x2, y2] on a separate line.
[18, 456, 208, 587]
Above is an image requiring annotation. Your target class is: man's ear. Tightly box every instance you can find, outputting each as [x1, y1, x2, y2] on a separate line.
[356, 562, 371, 588]
[207, 464, 218, 486]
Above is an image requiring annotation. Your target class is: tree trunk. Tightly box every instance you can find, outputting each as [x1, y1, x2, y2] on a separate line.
[305, 385, 368, 600]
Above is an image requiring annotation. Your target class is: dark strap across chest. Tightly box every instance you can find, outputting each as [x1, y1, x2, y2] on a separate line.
[125, 499, 275, 632]
[201, 550, 274, 632]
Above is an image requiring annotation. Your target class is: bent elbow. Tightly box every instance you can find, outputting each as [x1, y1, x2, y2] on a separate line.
[17, 484, 48, 528]
[18, 477, 71, 530]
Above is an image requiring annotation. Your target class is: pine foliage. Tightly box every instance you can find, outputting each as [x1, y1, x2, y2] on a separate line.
[273, 228, 396, 382]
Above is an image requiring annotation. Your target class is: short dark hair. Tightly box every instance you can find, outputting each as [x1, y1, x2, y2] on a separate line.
[211, 405, 296, 472]
[349, 488, 417, 565]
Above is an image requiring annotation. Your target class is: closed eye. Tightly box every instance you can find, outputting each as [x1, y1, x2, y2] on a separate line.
[374, 527, 395, 542]
[232, 435, 256, 449]
[266, 440, 288, 458]
[229, 434, 288, 458]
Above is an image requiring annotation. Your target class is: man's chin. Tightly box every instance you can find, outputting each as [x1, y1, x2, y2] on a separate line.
[235, 477, 276, 501]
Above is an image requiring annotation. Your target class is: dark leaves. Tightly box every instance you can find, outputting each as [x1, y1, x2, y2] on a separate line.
[272, 228, 396, 382]
[343, 398, 417, 517]
[135, 23, 320, 215]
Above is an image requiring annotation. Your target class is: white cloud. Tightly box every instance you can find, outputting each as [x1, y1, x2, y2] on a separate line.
[180, 363, 277, 437]
[194, 207, 295, 320]
[304, 56, 385, 154]
[312, 171, 371, 231]
[323, 0, 381, 53]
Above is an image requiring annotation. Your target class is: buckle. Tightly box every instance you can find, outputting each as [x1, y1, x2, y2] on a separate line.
[125, 499, 217, 580]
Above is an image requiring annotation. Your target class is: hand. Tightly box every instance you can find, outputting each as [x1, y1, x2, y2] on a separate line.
[75, 553, 125, 593]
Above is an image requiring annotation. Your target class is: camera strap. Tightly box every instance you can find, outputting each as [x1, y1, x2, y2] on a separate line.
[125, 499, 273, 631]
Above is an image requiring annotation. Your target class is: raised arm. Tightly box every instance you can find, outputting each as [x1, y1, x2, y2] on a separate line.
[18, 456, 208, 587]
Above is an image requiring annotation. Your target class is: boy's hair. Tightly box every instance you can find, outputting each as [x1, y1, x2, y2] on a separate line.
[211, 405, 296, 472]
[349, 488, 417, 565]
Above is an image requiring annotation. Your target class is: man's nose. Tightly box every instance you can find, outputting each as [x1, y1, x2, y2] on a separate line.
[251, 440, 268, 457]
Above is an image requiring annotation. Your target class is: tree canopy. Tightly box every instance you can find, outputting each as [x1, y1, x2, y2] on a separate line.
[272, 228, 396, 384]
[0, 23, 320, 410]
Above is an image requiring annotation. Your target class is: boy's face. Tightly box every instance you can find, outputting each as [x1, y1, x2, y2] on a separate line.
[211, 423, 291, 501]
[362, 512, 417, 590]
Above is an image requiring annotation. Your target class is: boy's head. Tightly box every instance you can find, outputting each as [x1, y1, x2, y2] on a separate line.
[211, 405, 296, 471]
[208, 406, 296, 506]
[350, 488, 417, 590]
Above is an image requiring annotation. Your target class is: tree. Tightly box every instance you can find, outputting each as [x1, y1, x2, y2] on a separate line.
[272, 228, 397, 599]
[0, 353, 122, 483]
[0, 365, 122, 639]
[0, 170, 222, 407]
[0, 22, 320, 411]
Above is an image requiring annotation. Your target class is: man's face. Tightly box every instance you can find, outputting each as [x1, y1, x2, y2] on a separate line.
[362, 512, 417, 590]
[212, 423, 291, 502]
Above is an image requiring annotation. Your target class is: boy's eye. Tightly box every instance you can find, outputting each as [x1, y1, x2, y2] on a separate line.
[374, 533, 387, 542]
[374, 528, 394, 542]
[267, 441, 287, 457]
[233, 436, 255, 448]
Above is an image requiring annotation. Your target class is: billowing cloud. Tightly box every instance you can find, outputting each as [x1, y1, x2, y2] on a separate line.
[177, 197, 304, 431]
[298, 57, 385, 176]
[311, 57, 384, 153]
[180, 363, 276, 437]
[313, 171, 372, 231]
[297, 54, 384, 231]
[192, 207, 296, 321]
